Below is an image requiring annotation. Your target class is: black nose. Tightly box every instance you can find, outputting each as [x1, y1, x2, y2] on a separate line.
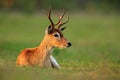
[67, 42, 72, 47]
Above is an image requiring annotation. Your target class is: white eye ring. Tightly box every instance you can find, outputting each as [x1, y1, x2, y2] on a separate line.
[53, 32, 60, 39]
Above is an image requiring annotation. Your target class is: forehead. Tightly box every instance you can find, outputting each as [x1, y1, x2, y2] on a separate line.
[52, 29, 63, 37]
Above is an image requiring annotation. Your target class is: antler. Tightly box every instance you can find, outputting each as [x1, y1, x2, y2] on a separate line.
[55, 10, 65, 26]
[58, 16, 69, 29]
[48, 8, 69, 29]
[48, 7, 54, 27]
[55, 10, 69, 29]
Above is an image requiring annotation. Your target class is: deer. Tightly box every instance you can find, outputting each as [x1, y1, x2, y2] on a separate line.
[16, 8, 71, 69]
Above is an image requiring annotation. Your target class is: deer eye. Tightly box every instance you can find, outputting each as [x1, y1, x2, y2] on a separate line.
[53, 33, 60, 39]
[54, 34, 59, 37]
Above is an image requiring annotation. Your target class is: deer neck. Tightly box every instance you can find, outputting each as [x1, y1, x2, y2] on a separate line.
[37, 35, 54, 65]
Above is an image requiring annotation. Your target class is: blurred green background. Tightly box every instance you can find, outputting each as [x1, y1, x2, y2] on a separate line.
[0, 0, 120, 80]
[0, 0, 120, 13]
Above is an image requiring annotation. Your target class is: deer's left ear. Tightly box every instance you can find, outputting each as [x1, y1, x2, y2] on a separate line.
[45, 25, 53, 34]
[60, 27, 66, 31]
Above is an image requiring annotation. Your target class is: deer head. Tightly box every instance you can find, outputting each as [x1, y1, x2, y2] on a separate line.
[45, 8, 71, 48]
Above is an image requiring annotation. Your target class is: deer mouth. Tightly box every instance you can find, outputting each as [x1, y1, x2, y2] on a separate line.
[58, 43, 72, 49]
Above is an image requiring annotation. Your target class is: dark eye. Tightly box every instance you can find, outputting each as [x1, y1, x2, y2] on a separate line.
[54, 34, 59, 37]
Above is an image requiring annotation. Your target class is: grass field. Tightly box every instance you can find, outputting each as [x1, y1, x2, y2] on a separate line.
[0, 12, 120, 80]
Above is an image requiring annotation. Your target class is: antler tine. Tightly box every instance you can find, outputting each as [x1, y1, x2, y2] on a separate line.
[55, 10, 65, 26]
[48, 7, 54, 26]
[58, 16, 69, 29]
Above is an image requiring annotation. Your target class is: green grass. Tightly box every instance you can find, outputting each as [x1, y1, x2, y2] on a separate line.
[0, 12, 120, 80]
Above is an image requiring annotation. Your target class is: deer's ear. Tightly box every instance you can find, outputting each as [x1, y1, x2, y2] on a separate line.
[45, 25, 53, 34]
[60, 27, 66, 31]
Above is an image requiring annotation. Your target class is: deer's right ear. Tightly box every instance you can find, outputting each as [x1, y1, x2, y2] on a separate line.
[45, 25, 53, 34]
[60, 27, 66, 31]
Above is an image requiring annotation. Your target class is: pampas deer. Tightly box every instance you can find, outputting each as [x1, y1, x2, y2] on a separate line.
[16, 9, 71, 69]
